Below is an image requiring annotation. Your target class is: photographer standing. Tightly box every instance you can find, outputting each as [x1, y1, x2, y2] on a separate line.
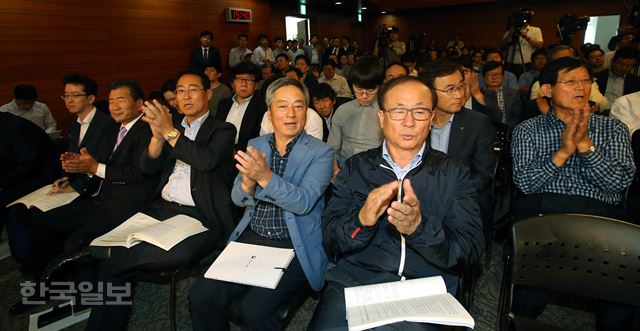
[373, 26, 406, 66]
[502, 8, 543, 78]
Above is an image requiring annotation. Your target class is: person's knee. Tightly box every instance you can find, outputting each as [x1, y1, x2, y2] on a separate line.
[239, 299, 279, 330]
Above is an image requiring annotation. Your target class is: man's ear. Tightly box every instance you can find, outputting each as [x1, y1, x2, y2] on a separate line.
[88, 95, 96, 105]
[540, 83, 553, 99]
[377, 110, 385, 129]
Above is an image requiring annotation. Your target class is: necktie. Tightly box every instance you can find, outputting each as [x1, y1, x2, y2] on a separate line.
[113, 126, 127, 151]
[497, 89, 506, 124]
[203, 48, 208, 60]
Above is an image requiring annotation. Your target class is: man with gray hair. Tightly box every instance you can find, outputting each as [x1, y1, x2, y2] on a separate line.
[189, 77, 333, 330]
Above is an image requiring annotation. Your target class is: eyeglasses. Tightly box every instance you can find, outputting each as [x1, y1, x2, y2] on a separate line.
[384, 107, 433, 121]
[235, 78, 256, 85]
[434, 82, 466, 95]
[176, 87, 205, 96]
[60, 93, 88, 100]
[353, 87, 378, 97]
[557, 78, 593, 88]
[485, 72, 503, 78]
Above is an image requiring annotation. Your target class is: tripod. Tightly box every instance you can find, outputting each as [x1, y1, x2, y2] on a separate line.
[505, 26, 528, 77]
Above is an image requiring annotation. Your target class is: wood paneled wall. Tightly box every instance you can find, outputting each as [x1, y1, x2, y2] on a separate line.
[0, 0, 270, 134]
[368, 0, 627, 54]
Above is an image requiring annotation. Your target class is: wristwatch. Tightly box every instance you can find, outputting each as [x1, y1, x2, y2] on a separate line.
[165, 129, 180, 142]
[579, 145, 596, 157]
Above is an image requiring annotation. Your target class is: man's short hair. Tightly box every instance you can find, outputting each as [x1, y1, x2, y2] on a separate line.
[258, 33, 268, 41]
[482, 61, 503, 76]
[539, 57, 592, 86]
[385, 62, 409, 75]
[295, 54, 310, 65]
[274, 36, 283, 43]
[276, 53, 290, 62]
[547, 44, 577, 61]
[200, 30, 213, 39]
[348, 56, 384, 89]
[378, 76, 436, 109]
[341, 36, 350, 41]
[177, 70, 211, 90]
[261, 62, 276, 73]
[323, 59, 337, 68]
[483, 48, 501, 62]
[204, 62, 223, 73]
[285, 67, 303, 79]
[108, 80, 144, 100]
[13, 84, 37, 100]
[160, 78, 177, 94]
[232, 62, 260, 80]
[531, 48, 548, 62]
[421, 59, 465, 87]
[452, 56, 473, 70]
[63, 74, 98, 98]
[265, 77, 309, 108]
[613, 46, 639, 61]
[237, 33, 248, 40]
[310, 83, 337, 101]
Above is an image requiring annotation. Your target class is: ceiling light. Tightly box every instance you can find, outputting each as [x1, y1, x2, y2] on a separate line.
[362, 7, 367, 10]
[335, 1, 342, 4]
[381, 11, 387, 14]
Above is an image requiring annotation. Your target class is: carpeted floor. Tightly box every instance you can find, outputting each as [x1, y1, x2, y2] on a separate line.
[0, 239, 596, 331]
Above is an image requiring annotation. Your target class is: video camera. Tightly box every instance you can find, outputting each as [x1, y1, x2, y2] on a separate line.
[376, 25, 398, 43]
[556, 13, 590, 45]
[507, 8, 534, 30]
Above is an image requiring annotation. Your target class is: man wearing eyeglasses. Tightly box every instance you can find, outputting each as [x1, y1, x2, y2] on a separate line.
[594, 46, 640, 111]
[217, 61, 267, 152]
[327, 57, 384, 177]
[309, 76, 483, 330]
[85, 70, 238, 330]
[511, 57, 636, 331]
[422, 59, 496, 247]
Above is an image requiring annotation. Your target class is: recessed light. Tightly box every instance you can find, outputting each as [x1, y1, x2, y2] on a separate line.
[335, 1, 342, 4]
[381, 11, 387, 14]
[362, 7, 367, 10]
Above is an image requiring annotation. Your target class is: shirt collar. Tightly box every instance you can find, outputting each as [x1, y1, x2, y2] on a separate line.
[181, 110, 209, 129]
[381, 140, 426, 174]
[121, 114, 143, 131]
[269, 132, 303, 157]
[77, 107, 96, 125]
[233, 94, 254, 105]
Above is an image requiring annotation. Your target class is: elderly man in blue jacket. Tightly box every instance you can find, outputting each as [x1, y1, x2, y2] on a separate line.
[309, 76, 484, 331]
[189, 77, 333, 331]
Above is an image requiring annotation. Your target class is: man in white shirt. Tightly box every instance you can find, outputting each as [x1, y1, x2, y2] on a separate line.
[318, 59, 352, 98]
[0, 84, 57, 133]
[502, 9, 543, 77]
[228, 33, 252, 69]
[610, 91, 640, 135]
[251, 33, 274, 66]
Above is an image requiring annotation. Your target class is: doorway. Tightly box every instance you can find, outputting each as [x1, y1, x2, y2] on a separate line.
[584, 15, 621, 50]
[285, 16, 310, 46]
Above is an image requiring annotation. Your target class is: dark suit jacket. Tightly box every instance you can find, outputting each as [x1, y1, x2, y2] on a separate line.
[323, 46, 345, 60]
[446, 108, 496, 225]
[0, 113, 60, 205]
[478, 87, 523, 129]
[595, 70, 640, 98]
[68, 110, 115, 193]
[140, 115, 237, 246]
[190, 46, 222, 72]
[216, 95, 267, 152]
[303, 74, 319, 91]
[82, 118, 159, 211]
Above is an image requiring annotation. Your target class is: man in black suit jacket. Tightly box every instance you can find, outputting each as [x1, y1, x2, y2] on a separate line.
[86, 70, 237, 330]
[595, 46, 640, 110]
[216, 61, 267, 151]
[190, 30, 222, 73]
[16, 80, 158, 281]
[323, 37, 345, 60]
[5, 74, 114, 262]
[423, 59, 496, 244]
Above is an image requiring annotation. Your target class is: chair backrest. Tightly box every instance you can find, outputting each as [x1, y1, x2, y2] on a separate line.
[509, 213, 640, 307]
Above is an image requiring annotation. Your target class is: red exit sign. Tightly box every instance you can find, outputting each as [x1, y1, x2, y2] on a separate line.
[226, 7, 252, 23]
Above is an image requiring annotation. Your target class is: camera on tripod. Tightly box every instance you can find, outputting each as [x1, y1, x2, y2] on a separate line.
[376, 25, 398, 43]
[507, 8, 534, 30]
[556, 13, 590, 45]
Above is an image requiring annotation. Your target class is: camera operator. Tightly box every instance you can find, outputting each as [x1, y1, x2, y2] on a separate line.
[373, 25, 406, 66]
[502, 8, 543, 78]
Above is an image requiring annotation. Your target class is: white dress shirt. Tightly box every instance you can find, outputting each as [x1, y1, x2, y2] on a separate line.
[225, 94, 254, 144]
